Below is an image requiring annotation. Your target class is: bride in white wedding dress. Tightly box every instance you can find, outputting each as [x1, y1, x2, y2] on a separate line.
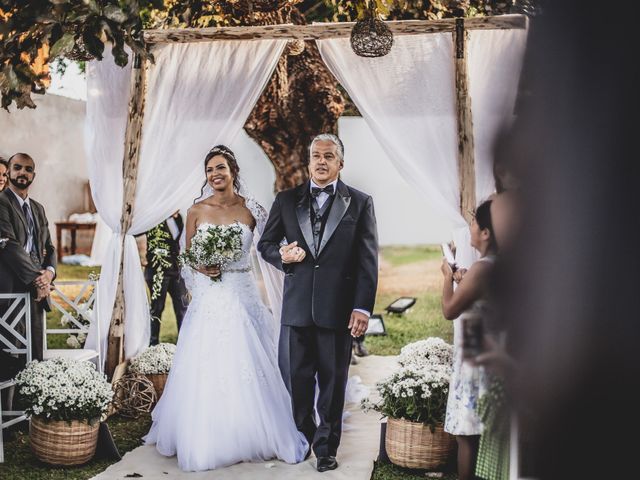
[144, 145, 308, 472]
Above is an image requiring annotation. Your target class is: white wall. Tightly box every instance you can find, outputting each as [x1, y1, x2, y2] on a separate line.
[0, 93, 88, 230]
[338, 116, 452, 245]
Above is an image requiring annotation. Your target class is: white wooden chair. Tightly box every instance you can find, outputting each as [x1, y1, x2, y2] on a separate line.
[43, 280, 101, 372]
[0, 293, 32, 463]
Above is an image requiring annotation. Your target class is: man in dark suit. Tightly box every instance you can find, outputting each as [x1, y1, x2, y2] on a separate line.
[0, 153, 56, 361]
[258, 134, 378, 472]
[143, 212, 188, 345]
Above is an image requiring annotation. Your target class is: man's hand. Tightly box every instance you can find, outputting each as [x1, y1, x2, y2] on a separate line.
[280, 241, 306, 264]
[35, 284, 52, 302]
[348, 310, 369, 338]
[34, 269, 54, 289]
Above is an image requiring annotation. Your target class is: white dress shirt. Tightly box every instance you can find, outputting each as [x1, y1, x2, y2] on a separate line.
[166, 216, 180, 240]
[309, 178, 338, 210]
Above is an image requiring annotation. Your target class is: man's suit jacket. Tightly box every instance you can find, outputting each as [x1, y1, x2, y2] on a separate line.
[258, 180, 378, 330]
[0, 189, 56, 294]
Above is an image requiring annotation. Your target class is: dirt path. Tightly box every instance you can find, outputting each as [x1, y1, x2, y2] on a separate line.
[378, 256, 443, 297]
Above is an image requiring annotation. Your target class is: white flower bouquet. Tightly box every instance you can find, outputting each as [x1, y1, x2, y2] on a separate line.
[129, 343, 176, 375]
[398, 337, 453, 370]
[363, 337, 453, 430]
[179, 222, 244, 282]
[14, 358, 113, 422]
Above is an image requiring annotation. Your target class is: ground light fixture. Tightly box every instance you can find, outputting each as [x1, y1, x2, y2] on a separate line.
[365, 314, 387, 336]
[384, 296, 417, 314]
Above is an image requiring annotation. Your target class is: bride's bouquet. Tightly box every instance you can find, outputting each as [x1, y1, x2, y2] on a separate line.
[179, 223, 244, 282]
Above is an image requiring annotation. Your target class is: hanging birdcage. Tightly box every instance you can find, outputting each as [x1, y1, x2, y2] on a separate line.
[350, 4, 393, 58]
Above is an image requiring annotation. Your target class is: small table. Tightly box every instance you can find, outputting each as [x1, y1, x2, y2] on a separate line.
[55, 222, 96, 261]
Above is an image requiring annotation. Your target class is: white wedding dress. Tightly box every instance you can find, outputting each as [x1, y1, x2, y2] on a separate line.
[144, 221, 308, 471]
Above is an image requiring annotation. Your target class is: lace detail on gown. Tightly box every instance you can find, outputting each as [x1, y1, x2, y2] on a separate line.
[144, 223, 308, 471]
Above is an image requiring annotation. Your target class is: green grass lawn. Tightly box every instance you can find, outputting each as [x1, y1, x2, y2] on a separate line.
[2, 247, 455, 479]
[366, 291, 452, 356]
[372, 461, 458, 480]
[380, 245, 442, 267]
[0, 414, 152, 480]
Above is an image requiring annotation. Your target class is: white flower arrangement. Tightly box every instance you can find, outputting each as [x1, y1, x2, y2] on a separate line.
[14, 358, 113, 422]
[362, 337, 453, 429]
[61, 302, 92, 349]
[398, 337, 453, 370]
[179, 222, 243, 282]
[129, 343, 176, 375]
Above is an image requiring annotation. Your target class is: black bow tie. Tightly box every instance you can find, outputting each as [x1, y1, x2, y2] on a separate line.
[311, 185, 335, 197]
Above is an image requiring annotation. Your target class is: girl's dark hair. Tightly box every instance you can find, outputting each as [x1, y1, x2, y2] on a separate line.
[474, 199, 497, 251]
[195, 145, 241, 203]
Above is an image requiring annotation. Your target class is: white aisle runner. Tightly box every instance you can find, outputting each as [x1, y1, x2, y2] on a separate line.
[91, 355, 398, 480]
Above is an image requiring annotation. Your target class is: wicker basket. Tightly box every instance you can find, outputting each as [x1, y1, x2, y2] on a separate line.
[30, 416, 99, 465]
[385, 417, 455, 469]
[146, 373, 168, 399]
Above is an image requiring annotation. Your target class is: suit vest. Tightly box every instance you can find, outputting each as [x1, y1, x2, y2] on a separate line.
[310, 194, 335, 256]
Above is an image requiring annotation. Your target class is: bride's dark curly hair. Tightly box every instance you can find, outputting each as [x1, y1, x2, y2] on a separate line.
[195, 145, 242, 203]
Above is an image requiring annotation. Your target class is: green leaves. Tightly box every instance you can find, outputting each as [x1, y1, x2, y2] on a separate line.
[0, 0, 149, 110]
[49, 32, 75, 58]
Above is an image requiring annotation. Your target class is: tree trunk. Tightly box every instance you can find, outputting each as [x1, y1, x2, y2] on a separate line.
[243, 9, 345, 192]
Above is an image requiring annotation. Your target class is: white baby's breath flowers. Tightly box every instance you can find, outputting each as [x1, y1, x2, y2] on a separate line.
[362, 338, 454, 428]
[62, 301, 94, 348]
[398, 337, 453, 370]
[129, 343, 176, 374]
[15, 358, 113, 422]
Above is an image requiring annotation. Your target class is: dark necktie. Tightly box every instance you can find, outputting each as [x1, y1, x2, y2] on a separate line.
[22, 202, 38, 256]
[311, 185, 335, 197]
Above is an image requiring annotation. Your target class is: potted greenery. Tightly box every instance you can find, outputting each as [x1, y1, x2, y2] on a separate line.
[129, 343, 176, 400]
[15, 358, 113, 465]
[363, 337, 456, 469]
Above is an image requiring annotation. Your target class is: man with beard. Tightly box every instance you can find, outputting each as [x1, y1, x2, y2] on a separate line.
[0, 153, 56, 361]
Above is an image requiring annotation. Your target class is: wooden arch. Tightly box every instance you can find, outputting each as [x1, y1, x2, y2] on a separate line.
[106, 15, 527, 376]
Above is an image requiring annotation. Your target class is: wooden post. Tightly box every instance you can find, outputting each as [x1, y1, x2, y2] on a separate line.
[453, 18, 476, 224]
[105, 54, 148, 378]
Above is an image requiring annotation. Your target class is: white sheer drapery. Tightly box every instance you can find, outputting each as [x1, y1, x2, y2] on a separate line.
[84, 40, 286, 366]
[318, 25, 527, 267]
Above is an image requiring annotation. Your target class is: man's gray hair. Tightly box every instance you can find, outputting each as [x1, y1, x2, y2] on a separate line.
[309, 133, 344, 161]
